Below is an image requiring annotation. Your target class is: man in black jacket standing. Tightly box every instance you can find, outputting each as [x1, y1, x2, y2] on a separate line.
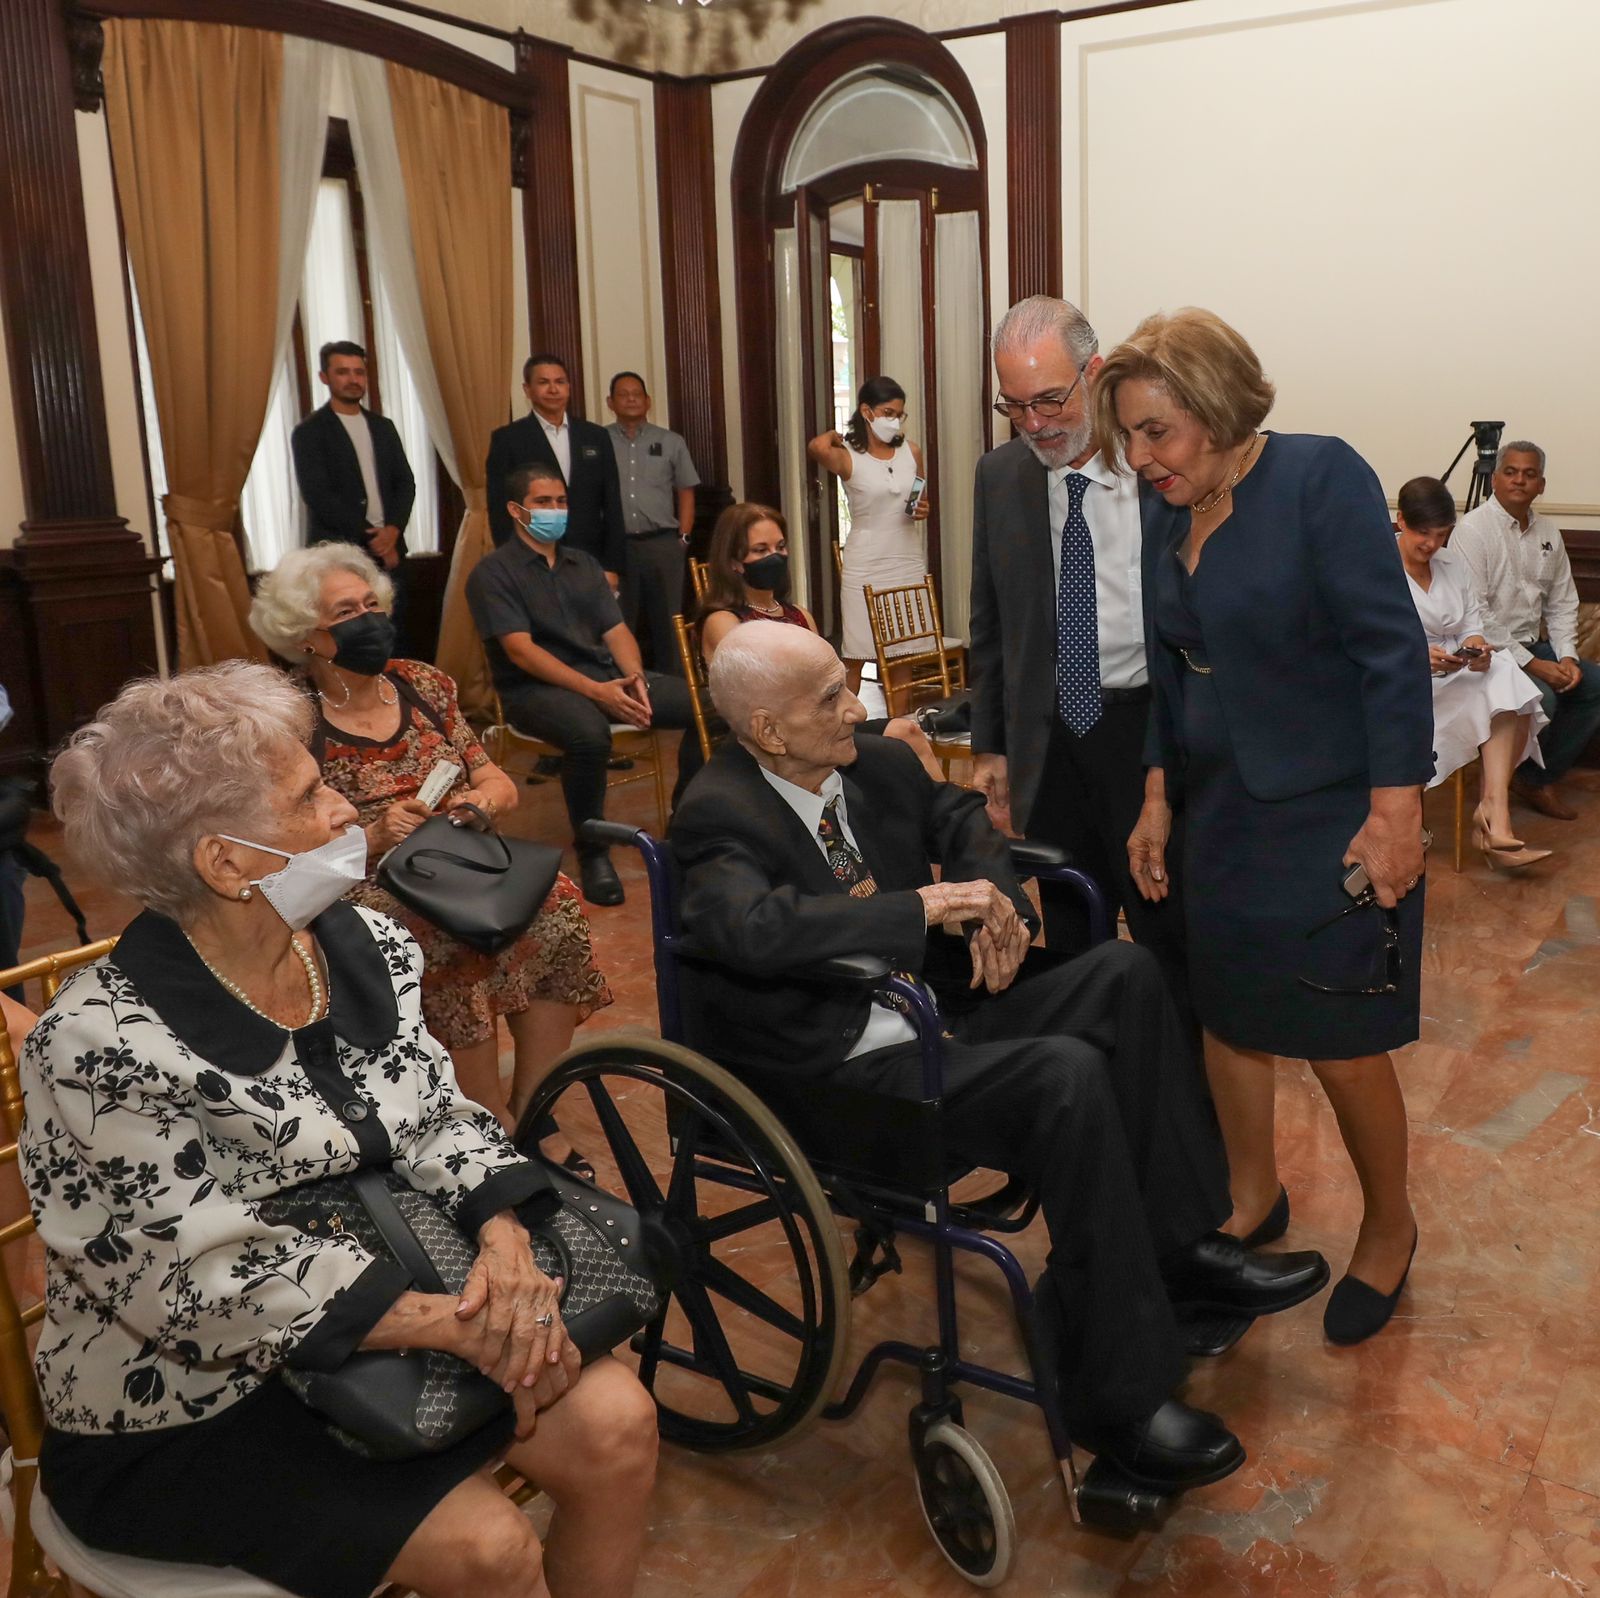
[668, 623, 1328, 1495]
[486, 355, 627, 585]
[290, 340, 416, 638]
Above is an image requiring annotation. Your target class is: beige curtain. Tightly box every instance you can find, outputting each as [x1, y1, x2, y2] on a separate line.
[385, 62, 512, 719]
[102, 19, 277, 667]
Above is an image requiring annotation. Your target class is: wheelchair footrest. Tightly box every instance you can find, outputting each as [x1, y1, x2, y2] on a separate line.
[948, 1174, 1033, 1230]
[1074, 1458, 1173, 1537]
[848, 1224, 903, 1296]
[1175, 1304, 1254, 1359]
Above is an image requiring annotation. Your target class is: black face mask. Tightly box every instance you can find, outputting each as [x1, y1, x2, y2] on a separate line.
[743, 552, 788, 592]
[328, 612, 396, 676]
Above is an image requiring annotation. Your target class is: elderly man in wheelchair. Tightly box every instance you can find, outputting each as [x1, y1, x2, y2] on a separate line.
[666, 623, 1329, 1500]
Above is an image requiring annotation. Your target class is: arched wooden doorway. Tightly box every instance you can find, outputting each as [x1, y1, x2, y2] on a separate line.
[732, 20, 991, 640]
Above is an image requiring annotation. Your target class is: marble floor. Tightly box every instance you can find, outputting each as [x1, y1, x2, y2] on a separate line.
[6, 751, 1600, 1596]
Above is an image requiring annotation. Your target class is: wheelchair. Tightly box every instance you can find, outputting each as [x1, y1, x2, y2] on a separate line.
[516, 820, 1175, 1587]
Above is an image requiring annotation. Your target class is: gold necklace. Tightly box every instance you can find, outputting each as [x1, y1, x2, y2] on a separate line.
[1190, 433, 1261, 516]
[316, 669, 397, 709]
[187, 932, 327, 1030]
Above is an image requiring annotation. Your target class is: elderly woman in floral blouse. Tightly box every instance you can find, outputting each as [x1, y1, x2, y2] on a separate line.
[250, 543, 611, 1147]
[21, 663, 655, 1598]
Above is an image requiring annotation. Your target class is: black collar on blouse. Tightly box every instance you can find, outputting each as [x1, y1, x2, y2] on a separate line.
[110, 900, 400, 1076]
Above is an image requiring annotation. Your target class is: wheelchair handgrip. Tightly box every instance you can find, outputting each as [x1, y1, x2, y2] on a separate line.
[792, 952, 894, 985]
[1006, 838, 1073, 875]
[577, 820, 647, 850]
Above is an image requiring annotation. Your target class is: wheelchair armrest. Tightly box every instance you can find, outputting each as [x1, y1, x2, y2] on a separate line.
[1007, 838, 1073, 875]
[791, 952, 893, 985]
[578, 820, 649, 850]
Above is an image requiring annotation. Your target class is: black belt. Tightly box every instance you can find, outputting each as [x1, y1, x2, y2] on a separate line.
[1099, 684, 1151, 705]
[629, 527, 680, 539]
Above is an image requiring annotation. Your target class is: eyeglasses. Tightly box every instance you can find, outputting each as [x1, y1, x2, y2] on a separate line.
[1297, 889, 1402, 996]
[992, 369, 1086, 423]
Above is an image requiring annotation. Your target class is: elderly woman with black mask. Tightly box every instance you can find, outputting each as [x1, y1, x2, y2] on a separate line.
[250, 545, 611, 1145]
[24, 662, 656, 1598]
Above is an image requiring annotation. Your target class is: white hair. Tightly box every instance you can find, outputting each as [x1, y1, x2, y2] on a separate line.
[992, 294, 1099, 368]
[1497, 439, 1546, 475]
[250, 542, 394, 663]
[707, 622, 827, 737]
[50, 663, 315, 920]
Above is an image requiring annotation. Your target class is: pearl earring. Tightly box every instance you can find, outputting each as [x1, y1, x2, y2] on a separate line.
[239, 888, 253, 902]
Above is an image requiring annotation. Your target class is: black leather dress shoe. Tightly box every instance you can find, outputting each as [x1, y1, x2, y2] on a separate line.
[578, 853, 625, 907]
[1162, 1231, 1329, 1317]
[1078, 1398, 1245, 1491]
[1239, 1186, 1290, 1249]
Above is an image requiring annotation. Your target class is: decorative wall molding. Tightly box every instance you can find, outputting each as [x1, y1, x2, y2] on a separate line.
[654, 76, 728, 489]
[1004, 12, 1062, 303]
[516, 32, 586, 414]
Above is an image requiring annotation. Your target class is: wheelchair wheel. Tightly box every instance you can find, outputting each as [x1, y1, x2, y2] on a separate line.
[525, 1036, 852, 1451]
[913, 1421, 1015, 1587]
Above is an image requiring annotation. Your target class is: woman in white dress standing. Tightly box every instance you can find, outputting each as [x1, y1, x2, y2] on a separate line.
[808, 375, 932, 691]
[1396, 477, 1551, 870]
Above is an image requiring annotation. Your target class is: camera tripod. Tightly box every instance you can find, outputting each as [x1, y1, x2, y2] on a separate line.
[1441, 420, 1504, 511]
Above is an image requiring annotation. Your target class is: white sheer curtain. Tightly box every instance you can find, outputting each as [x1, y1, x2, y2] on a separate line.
[772, 226, 810, 612]
[372, 273, 439, 553]
[876, 199, 925, 442]
[340, 49, 458, 491]
[239, 35, 329, 572]
[934, 210, 982, 642]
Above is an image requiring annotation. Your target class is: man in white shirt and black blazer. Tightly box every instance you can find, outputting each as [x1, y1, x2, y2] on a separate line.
[485, 354, 627, 585]
[969, 297, 1189, 1019]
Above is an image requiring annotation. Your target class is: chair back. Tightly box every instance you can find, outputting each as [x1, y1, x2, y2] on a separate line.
[673, 615, 720, 765]
[0, 939, 116, 1597]
[687, 558, 709, 606]
[863, 578, 966, 718]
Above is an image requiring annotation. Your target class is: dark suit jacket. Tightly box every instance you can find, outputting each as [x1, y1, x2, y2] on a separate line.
[1139, 432, 1433, 801]
[969, 436, 1065, 831]
[485, 413, 626, 573]
[290, 404, 416, 553]
[668, 737, 1035, 1079]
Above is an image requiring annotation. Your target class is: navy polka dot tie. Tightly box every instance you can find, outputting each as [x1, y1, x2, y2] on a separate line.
[1056, 471, 1102, 735]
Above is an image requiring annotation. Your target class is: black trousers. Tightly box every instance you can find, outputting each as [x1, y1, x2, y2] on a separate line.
[835, 941, 1229, 1432]
[622, 530, 688, 677]
[1025, 703, 1195, 1037]
[501, 673, 700, 853]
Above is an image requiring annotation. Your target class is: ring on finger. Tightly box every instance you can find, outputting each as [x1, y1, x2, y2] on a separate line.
[535, 1311, 555, 1328]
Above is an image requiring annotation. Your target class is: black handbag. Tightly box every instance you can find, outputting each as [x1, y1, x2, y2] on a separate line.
[376, 804, 562, 955]
[912, 691, 971, 738]
[262, 1163, 661, 1460]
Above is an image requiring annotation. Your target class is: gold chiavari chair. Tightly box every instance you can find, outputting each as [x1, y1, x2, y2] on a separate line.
[862, 579, 972, 778]
[687, 558, 709, 608]
[0, 940, 540, 1598]
[673, 615, 721, 765]
[481, 691, 667, 834]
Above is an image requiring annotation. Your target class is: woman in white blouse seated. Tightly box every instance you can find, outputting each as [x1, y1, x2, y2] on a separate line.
[22, 663, 656, 1598]
[1396, 477, 1551, 871]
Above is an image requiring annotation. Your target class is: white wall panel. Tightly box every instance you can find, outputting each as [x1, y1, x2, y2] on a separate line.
[711, 77, 759, 500]
[1066, 0, 1600, 516]
[569, 62, 668, 424]
[945, 31, 1006, 335]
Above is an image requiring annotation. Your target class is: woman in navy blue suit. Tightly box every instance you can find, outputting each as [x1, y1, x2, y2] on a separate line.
[1091, 310, 1433, 1345]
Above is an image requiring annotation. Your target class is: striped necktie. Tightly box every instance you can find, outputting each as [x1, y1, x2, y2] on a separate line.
[1056, 471, 1103, 735]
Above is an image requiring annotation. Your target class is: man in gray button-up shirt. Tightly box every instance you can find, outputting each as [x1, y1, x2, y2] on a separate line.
[606, 371, 700, 676]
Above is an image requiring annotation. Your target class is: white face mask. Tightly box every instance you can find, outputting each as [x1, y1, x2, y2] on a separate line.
[217, 826, 368, 932]
[868, 414, 902, 444]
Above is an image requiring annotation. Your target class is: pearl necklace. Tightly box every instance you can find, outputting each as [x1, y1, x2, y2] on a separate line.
[188, 932, 327, 1030]
[746, 598, 783, 616]
[1190, 433, 1262, 517]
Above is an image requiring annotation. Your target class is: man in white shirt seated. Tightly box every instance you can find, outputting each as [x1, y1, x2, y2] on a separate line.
[1449, 441, 1600, 820]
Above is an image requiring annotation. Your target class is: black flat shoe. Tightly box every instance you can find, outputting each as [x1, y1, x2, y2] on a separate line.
[1077, 1398, 1244, 1492]
[578, 853, 625, 907]
[527, 754, 562, 785]
[1239, 1186, 1290, 1249]
[1161, 1231, 1329, 1318]
[606, 756, 635, 772]
[1176, 1305, 1253, 1359]
[1324, 1232, 1417, 1345]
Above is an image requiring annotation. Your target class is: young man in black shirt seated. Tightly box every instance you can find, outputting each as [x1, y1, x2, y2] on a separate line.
[467, 465, 696, 906]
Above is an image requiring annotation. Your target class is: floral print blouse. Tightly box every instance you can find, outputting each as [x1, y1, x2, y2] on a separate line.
[19, 902, 552, 1436]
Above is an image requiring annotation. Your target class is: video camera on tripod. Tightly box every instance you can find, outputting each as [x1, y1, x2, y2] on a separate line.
[0, 779, 91, 949]
[1441, 420, 1505, 512]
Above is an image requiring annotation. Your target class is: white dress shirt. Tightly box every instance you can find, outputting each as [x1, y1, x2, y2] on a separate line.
[1448, 497, 1579, 666]
[538, 411, 572, 482]
[758, 764, 917, 1057]
[336, 408, 385, 527]
[1047, 450, 1147, 689]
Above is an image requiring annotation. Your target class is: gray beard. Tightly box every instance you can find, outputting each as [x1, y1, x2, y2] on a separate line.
[1022, 417, 1094, 471]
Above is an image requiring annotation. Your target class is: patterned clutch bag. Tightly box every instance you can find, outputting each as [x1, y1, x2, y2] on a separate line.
[261, 1163, 660, 1460]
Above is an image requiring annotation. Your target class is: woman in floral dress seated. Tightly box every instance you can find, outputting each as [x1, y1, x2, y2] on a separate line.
[252, 544, 611, 1146]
